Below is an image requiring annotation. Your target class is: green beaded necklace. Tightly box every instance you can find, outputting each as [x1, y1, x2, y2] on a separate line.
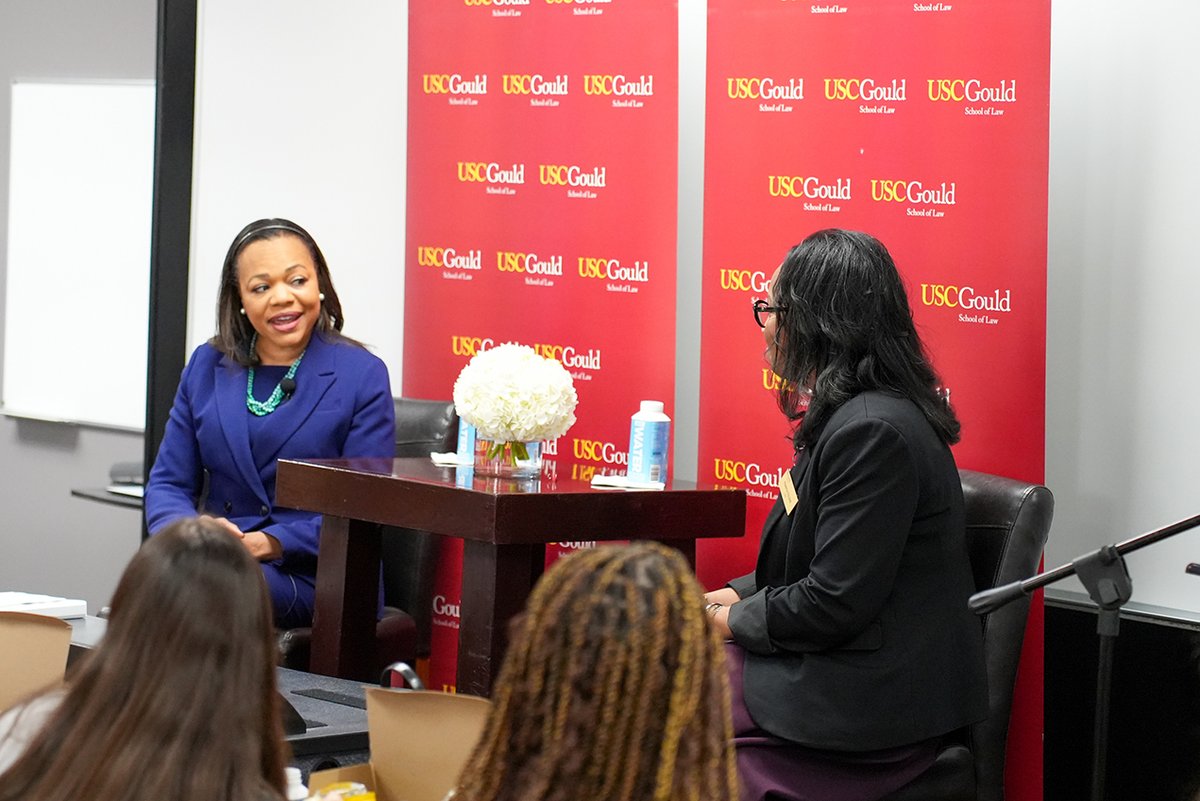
[246, 334, 306, 416]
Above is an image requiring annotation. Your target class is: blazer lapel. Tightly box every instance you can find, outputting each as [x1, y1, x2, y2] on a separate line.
[755, 449, 813, 576]
[213, 355, 269, 504]
[252, 333, 337, 465]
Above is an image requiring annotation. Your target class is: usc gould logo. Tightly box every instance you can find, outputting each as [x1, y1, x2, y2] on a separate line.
[727, 77, 804, 101]
[456, 162, 526, 184]
[502, 74, 568, 95]
[927, 79, 1017, 103]
[583, 75, 654, 96]
[539, 165, 607, 188]
[571, 438, 626, 465]
[824, 78, 906, 102]
[533, 344, 602, 370]
[870, 180, 957, 205]
[712, 458, 786, 488]
[577, 257, 649, 282]
[450, 336, 494, 357]
[496, 251, 563, 276]
[432, 594, 461, 618]
[720, 269, 769, 293]
[422, 74, 487, 95]
[768, 175, 852, 200]
[416, 246, 482, 270]
[464, 0, 529, 6]
[920, 284, 1013, 312]
[762, 369, 786, 391]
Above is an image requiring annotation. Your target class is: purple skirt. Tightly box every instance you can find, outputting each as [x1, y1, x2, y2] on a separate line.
[726, 643, 938, 801]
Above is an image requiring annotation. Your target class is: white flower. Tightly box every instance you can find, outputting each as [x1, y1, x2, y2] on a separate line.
[452, 343, 578, 443]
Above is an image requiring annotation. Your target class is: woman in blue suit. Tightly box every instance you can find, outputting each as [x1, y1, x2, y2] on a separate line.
[146, 218, 395, 627]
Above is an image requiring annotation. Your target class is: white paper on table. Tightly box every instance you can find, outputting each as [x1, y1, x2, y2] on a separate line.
[430, 452, 474, 467]
[589, 474, 666, 491]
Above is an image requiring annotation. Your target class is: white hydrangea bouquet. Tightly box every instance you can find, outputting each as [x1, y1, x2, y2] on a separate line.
[452, 342, 578, 465]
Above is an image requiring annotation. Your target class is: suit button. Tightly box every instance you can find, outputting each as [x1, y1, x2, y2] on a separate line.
[224, 501, 232, 513]
[260, 505, 269, 516]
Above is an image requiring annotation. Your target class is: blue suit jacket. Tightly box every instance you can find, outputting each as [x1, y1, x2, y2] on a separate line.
[145, 332, 395, 577]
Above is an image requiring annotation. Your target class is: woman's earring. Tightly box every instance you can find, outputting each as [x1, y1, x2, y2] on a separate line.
[239, 308, 246, 316]
[319, 293, 326, 302]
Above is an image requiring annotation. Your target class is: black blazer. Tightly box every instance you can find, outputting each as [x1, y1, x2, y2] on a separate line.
[727, 391, 987, 751]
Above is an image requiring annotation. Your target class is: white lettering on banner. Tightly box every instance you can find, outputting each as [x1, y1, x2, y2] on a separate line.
[712, 458, 788, 489]
[921, 284, 1013, 314]
[927, 79, 1017, 104]
[431, 594, 461, 629]
[577, 257, 650, 284]
[767, 176, 852, 201]
[870, 180, 957, 206]
[824, 78, 906, 102]
[720, 269, 770, 293]
[572, 438, 627, 465]
[422, 74, 488, 96]
[727, 77, 805, 101]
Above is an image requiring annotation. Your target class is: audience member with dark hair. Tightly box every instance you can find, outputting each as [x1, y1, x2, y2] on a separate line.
[704, 229, 988, 801]
[0, 516, 288, 801]
[454, 542, 738, 801]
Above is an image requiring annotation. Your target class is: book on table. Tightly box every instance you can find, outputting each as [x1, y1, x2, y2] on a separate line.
[0, 591, 87, 619]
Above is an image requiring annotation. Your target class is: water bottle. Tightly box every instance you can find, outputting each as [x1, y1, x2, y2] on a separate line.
[627, 400, 670, 484]
[456, 420, 476, 462]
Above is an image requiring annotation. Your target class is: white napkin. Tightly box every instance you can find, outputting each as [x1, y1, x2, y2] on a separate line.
[589, 474, 666, 491]
[430, 452, 474, 467]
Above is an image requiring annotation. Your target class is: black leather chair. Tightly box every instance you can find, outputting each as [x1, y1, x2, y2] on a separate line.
[278, 397, 456, 679]
[881, 469, 1054, 801]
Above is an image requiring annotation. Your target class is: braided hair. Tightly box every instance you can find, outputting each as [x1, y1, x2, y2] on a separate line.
[454, 543, 737, 801]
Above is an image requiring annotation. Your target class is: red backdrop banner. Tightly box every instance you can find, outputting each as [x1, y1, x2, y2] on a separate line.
[404, 0, 679, 692]
[698, 3, 1050, 800]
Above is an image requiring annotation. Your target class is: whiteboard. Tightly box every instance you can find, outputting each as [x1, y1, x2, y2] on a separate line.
[3, 81, 154, 430]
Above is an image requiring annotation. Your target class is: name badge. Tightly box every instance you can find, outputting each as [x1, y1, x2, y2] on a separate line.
[779, 468, 798, 515]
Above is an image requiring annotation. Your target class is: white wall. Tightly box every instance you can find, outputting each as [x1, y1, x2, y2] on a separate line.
[188, 0, 408, 375]
[0, 0, 154, 612]
[1044, 0, 1200, 611]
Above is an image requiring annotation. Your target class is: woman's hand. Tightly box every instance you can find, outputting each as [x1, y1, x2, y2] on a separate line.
[704, 587, 738, 640]
[704, 587, 740, 606]
[706, 601, 734, 640]
[200, 515, 282, 561]
[240, 531, 283, 561]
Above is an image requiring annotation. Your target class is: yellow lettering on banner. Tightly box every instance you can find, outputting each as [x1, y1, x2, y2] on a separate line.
[779, 469, 798, 514]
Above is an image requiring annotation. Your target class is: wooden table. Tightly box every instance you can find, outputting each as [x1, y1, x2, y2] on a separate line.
[275, 456, 746, 695]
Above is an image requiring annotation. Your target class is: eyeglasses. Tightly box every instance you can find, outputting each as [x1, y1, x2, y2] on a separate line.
[752, 298, 787, 328]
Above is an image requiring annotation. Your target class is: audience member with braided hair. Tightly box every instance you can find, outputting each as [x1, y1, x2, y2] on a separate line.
[452, 542, 738, 801]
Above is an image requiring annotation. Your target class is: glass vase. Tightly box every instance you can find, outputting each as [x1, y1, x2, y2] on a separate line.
[473, 438, 543, 480]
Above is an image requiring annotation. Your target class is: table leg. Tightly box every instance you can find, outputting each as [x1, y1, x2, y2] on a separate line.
[457, 540, 544, 697]
[309, 515, 383, 681]
[655, 537, 697, 569]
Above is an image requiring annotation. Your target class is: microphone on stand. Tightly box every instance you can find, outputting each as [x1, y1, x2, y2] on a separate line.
[280, 377, 297, 400]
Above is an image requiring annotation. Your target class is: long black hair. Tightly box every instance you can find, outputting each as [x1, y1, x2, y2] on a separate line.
[768, 229, 959, 451]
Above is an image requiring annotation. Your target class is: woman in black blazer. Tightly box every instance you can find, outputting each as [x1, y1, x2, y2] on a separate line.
[704, 229, 987, 801]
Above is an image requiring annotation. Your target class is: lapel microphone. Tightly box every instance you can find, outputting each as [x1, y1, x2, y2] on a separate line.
[280, 377, 297, 400]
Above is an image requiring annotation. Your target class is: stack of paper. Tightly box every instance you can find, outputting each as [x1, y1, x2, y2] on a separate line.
[0, 591, 87, 619]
